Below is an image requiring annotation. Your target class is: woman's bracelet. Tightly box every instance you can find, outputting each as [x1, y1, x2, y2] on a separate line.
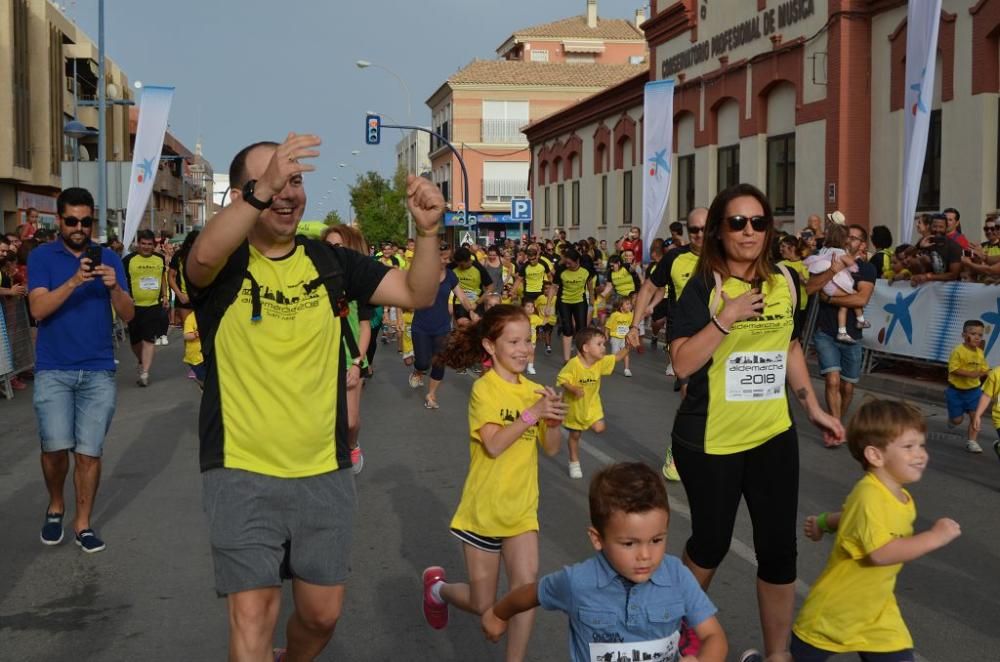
[817, 512, 834, 534]
[415, 223, 442, 238]
[711, 315, 730, 335]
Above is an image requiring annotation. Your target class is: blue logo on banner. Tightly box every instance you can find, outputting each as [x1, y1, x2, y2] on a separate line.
[883, 289, 920, 344]
[982, 298, 1000, 355]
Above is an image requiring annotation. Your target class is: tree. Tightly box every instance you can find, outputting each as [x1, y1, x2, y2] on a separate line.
[349, 164, 408, 247]
[323, 210, 344, 226]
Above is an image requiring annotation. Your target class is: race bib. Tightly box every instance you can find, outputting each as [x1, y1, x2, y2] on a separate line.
[589, 633, 680, 662]
[464, 289, 479, 303]
[139, 276, 160, 291]
[725, 351, 786, 401]
[616, 324, 630, 337]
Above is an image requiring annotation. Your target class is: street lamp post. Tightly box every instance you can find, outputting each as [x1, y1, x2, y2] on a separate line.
[97, 0, 107, 239]
[355, 60, 412, 123]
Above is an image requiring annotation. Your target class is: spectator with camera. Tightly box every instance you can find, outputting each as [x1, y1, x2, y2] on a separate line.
[909, 213, 962, 285]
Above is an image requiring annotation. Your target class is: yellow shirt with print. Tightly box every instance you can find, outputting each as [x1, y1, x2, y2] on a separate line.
[534, 293, 557, 325]
[947, 343, 987, 390]
[793, 473, 916, 653]
[979, 367, 1000, 428]
[402, 309, 414, 355]
[605, 311, 634, 339]
[528, 313, 544, 344]
[126, 253, 166, 307]
[450, 370, 546, 537]
[557, 266, 592, 304]
[778, 259, 810, 310]
[670, 250, 700, 300]
[183, 312, 203, 366]
[215, 245, 344, 477]
[557, 354, 615, 430]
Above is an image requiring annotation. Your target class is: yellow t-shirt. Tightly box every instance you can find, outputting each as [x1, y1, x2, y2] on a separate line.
[947, 343, 987, 390]
[528, 313, 544, 345]
[984, 243, 1000, 258]
[605, 311, 634, 339]
[793, 473, 916, 653]
[778, 259, 810, 310]
[124, 252, 166, 307]
[534, 294, 557, 325]
[557, 265, 593, 304]
[557, 354, 616, 430]
[979, 367, 1000, 428]
[402, 309, 414, 354]
[183, 313, 203, 366]
[450, 370, 547, 537]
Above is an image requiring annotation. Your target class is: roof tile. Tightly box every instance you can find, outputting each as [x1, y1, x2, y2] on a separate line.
[448, 60, 647, 87]
[513, 15, 644, 41]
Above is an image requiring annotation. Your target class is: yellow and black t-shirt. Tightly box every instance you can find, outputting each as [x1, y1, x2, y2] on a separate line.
[191, 242, 388, 477]
[608, 265, 641, 297]
[123, 252, 166, 307]
[650, 246, 698, 304]
[555, 264, 595, 305]
[169, 253, 189, 297]
[451, 261, 493, 303]
[518, 261, 551, 295]
[669, 268, 802, 455]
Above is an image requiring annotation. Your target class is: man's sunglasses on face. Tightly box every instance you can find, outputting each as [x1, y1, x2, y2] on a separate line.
[687, 225, 704, 235]
[63, 216, 95, 228]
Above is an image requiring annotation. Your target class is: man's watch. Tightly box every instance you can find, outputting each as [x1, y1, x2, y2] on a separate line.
[241, 179, 273, 211]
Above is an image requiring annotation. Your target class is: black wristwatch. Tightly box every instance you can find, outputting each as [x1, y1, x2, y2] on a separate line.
[241, 179, 272, 210]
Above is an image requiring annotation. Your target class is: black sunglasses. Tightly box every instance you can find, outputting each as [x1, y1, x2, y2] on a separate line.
[724, 215, 770, 232]
[686, 225, 705, 235]
[63, 216, 95, 228]
[986, 226, 997, 232]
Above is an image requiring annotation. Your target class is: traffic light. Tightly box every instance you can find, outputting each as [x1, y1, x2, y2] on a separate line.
[454, 210, 466, 226]
[365, 114, 381, 145]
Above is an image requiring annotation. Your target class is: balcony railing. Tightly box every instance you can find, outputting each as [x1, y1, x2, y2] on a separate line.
[482, 178, 528, 204]
[481, 118, 528, 144]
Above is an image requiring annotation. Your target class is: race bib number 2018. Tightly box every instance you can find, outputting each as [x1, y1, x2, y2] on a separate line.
[725, 351, 786, 401]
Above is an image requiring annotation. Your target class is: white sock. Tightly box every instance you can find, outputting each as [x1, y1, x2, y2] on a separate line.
[431, 580, 445, 604]
[838, 326, 848, 334]
[527, 363, 534, 370]
[856, 315, 866, 322]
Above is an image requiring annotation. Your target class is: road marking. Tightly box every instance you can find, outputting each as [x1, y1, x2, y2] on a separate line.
[578, 438, 931, 662]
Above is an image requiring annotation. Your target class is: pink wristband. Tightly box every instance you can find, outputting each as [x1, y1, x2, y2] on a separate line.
[520, 409, 539, 426]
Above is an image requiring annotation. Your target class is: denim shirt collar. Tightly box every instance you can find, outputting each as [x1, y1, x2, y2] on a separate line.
[593, 551, 674, 589]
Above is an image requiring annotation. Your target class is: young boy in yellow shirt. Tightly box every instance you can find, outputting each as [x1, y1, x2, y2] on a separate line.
[533, 283, 558, 356]
[945, 320, 989, 453]
[523, 299, 544, 376]
[604, 298, 634, 378]
[557, 328, 630, 479]
[792, 399, 960, 662]
[182, 313, 205, 388]
[970, 364, 1000, 462]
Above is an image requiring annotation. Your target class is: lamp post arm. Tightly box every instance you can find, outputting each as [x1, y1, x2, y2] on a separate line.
[370, 64, 412, 123]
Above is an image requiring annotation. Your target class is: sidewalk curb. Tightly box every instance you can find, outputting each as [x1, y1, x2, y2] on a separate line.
[807, 364, 942, 406]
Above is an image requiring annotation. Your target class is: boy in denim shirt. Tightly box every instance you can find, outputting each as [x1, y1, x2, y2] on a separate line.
[481, 462, 727, 662]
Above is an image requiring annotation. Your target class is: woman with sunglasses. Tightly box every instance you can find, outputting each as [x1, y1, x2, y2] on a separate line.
[668, 184, 844, 662]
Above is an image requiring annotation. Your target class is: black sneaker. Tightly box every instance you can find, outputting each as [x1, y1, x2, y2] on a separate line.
[75, 528, 106, 553]
[993, 439, 1000, 462]
[40, 512, 64, 545]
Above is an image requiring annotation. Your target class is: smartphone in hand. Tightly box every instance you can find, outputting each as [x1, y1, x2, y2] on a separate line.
[84, 245, 102, 270]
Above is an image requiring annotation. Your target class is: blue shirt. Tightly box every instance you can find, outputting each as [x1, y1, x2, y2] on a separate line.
[28, 240, 129, 371]
[412, 269, 459, 335]
[538, 553, 717, 662]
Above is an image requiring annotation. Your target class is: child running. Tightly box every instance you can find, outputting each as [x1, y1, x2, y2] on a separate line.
[182, 312, 205, 389]
[533, 283, 557, 355]
[970, 362, 1000, 462]
[421, 305, 567, 661]
[788, 399, 961, 662]
[557, 328, 630, 479]
[945, 319, 989, 453]
[605, 297, 635, 377]
[481, 462, 727, 662]
[523, 299, 544, 376]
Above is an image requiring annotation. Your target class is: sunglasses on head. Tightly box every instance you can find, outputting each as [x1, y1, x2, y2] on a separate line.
[687, 225, 704, 235]
[63, 216, 94, 228]
[724, 215, 770, 232]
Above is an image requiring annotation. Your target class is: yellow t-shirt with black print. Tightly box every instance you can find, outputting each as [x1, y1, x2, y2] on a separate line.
[534, 294, 557, 325]
[605, 311, 634, 339]
[556, 264, 594, 305]
[947, 343, 987, 390]
[123, 252, 165, 307]
[528, 313, 544, 344]
[557, 354, 616, 430]
[450, 370, 547, 537]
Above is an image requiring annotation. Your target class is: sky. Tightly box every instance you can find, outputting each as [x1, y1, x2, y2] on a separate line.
[66, 0, 646, 221]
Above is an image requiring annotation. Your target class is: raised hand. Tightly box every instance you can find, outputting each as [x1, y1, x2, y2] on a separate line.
[406, 175, 445, 234]
[718, 289, 764, 326]
[255, 132, 321, 199]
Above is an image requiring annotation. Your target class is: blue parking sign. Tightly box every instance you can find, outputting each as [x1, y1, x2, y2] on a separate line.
[511, 198, 532, 221]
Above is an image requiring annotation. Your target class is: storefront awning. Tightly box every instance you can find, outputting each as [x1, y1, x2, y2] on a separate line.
[561, 40, 606, 54]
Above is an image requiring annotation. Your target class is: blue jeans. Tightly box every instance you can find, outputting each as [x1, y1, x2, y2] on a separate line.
[33, 370, 117, 457]
[412, 330, 448, 381]
[813, 331, 863, 383]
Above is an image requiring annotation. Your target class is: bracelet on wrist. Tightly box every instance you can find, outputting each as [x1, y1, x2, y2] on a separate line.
[817, 512, 833, 534]
[520, 409, 539, 426]
[711, 315, 730, 335]
[415, 224, 441, 238]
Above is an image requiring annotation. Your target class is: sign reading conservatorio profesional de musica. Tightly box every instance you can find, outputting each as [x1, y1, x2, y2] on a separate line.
[661, 0, 816, 78]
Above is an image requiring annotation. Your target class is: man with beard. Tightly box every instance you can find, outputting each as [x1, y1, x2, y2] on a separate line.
[27, 187, 134, 554]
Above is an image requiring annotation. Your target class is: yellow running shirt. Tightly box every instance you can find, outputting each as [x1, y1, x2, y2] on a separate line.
[980, 367, 1000, 428]
[534, 294, 557, 325]
[557, 355, 615, 430]
[183, 313, 203, 366]
[123, 252, 166, 307]
[778, 259, 810, 310]
[450, 369, 547, 537]
[669, 268, 801, 455]
[793, 473, 916, 653]
[528, 313, 544, 344]
[518, 261, 551, 295]
[605, 311, 634, 339]
[556, 264, 594, 304]
[947, 343, 987, 390]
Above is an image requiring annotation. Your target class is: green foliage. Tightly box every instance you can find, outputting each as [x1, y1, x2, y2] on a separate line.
[349, 164, 408, 247]
[323, 209, 344, 226]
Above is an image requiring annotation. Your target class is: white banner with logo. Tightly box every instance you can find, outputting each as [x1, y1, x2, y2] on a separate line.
[899, 0, 942, 245]
[642, 79, 675, 262]
[0, 302, 12, 376]
[122, 85, 175, 250]
[861, 280, 1000, 364]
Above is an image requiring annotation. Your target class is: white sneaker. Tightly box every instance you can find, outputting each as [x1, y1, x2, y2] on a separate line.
[623, 368, 632, 377]
[966, 439, 983, 453]
[408, 373, 423, 389]
[137, 372, 149, 387]
[664, 364, 675, 377]
[568, 461, 583, 479]
[527, 364, 536, 375]
[160, 335, 169, 346]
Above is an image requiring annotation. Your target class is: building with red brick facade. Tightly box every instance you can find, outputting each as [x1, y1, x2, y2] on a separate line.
[525, 0, 1000, 247]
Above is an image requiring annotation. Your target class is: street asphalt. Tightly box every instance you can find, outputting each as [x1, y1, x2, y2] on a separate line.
[1, 328, 998, 661]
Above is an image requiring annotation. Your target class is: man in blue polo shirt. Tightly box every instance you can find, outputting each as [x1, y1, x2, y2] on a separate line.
[27, 187, 134, 553]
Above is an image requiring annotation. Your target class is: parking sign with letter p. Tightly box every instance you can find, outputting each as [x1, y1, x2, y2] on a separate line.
[511, 198, 533, 222]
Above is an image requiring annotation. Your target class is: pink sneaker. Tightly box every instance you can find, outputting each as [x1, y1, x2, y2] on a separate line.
[679, 618, 701, 656]
[422, 566, 448, 629]
[9, 376, 27, 390]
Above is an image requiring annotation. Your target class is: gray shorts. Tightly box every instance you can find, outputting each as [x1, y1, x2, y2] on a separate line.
[202, 467, 356, 596]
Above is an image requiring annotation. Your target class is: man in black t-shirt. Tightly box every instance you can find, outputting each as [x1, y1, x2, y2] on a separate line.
[806, 224, 876, 421]
[910, 213, 962, 285]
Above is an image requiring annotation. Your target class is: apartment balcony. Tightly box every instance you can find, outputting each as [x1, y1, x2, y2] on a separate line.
[480, 118, 528, 145]
[482, 178, 528, 207]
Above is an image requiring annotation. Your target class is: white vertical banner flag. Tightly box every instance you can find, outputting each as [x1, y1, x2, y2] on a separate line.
[643, 79, 675, 261]
[122, 85, 174, 250]
[899, 0, 941, 245]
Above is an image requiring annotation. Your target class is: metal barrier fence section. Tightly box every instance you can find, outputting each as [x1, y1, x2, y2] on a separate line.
[1, 296, 35, 400]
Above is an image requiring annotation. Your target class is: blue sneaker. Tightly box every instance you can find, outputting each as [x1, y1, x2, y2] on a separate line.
[40, 512, 64, 545]
[74, 528, 106, 553]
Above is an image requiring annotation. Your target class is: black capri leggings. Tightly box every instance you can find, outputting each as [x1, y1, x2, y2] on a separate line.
[412, 330, 448, 381]
[558, 301, 588, 338]
[672, 428, 799, 585]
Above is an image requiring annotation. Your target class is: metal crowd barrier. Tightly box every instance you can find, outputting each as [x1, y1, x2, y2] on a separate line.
[0, 296, 35, 400]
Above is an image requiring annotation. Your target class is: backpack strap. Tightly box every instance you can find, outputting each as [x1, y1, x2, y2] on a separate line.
[192, 241, 251, 361]
[299, 237, 361, 363]
[775, 262, 798, 311]
[708, 265, 798, 319]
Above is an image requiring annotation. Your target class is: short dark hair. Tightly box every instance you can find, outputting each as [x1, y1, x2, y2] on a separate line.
[964, 319, 985, 332]
[453, 247, 472, 263]
[943, 207, 960, 220]
[589, 462, 669, 534]
[669, 221, 684, 234]
[137, 229, 156, 242]
[561, 246, 581, 263]
[56, 187, 95, 216]
[848, 224, 868, 244]
[870, 225, 892, 250]
[573, 327, 604, 353]
[847, 399, 926, 470]
[932, 212, 947, 223]
[228, 141, 279, 190]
